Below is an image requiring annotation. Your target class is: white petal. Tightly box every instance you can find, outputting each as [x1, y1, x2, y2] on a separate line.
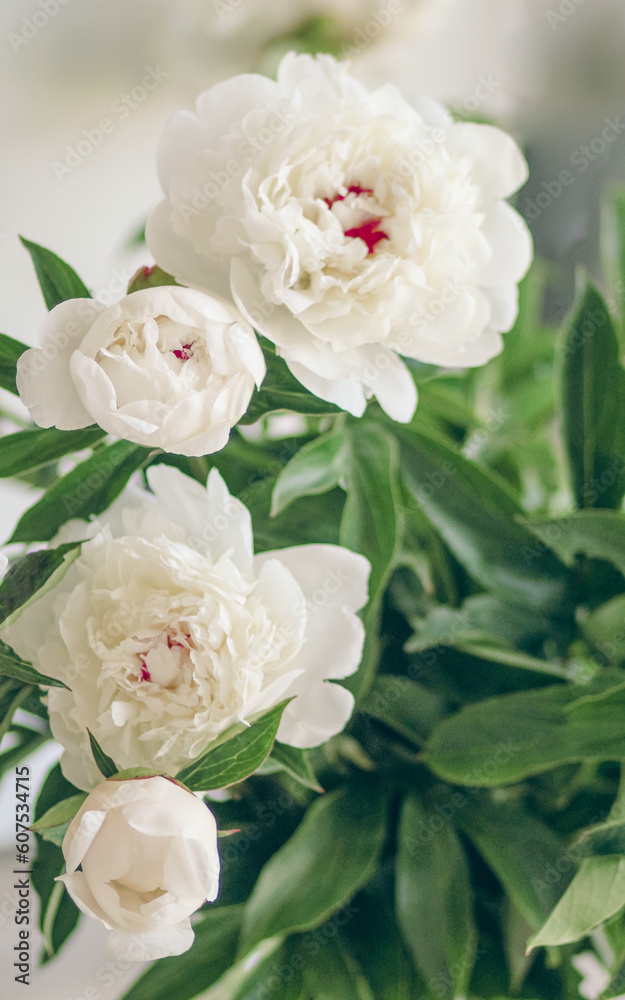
[277, 680, 355, 748]
[484, 286, 519, 333]
[480, 202, 533, 288]
[361, 349, 417, 423]
[296, 604, 365, 680]
[146, 199, 229, 296]
[105, 921, 195, 961]
[285, 359, 367, 417]
[447, 122, 528, 201]
[57, 872, 113, 928]
[254, 545, 370, 613]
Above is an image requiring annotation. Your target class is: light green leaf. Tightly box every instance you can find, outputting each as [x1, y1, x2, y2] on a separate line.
[175, 700, 291, 791]
[577, 817, 625, 857]
[528, 857, 625, 949]
[126, 265, 179, 294]
[270, 742, 323, 792]
[406, 595, 554, 654]
[398, 426, 570, 611]
[0, 426, 105, 478]
[240, 782, 387, 954]
[271, 427, 348, 516]
[9, 440, 152, 543]
[120, 906, 243, 1000]
[424, 673, 625, 786]
[31, 794, 87, 833]
[556, 281, 625, 509]
[20, 236, 91, 309]
[582, 595, 625, 663]
[395, 793, 476, 1000]
[0, 333, 29, 395]
[522, 510, 625, 579]
[0, 542, 82, 630]
[231, 941, 306, 1000]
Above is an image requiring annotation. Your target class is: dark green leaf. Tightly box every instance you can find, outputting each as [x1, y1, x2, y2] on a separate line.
[0, 542, 82, 629]
[424, 673, 625, 786]
[303, 933, 375, 1000]
[528, 857, 625, 949]
[120, 906, 243, 1000]
[87, 730, 119, 778]
[176, 700, 292, 791]
[240, 782, 387, 954]
[459, 796, 574, 929]
[232, 940, 306, 1000]
[395, 793, 476, 1000]
[0, 426, 105, 478]
[360, 675, 444, 746]
[0, 639, 68, 688]
[0, 726, 48, 779]
[271, 427, 348, 516]
[343, 887, 424, 1000]
[270, 742, 323, 792]
[398, 427, 570, 611]
[0, 681, 32, 742]
[522, 510, 625, 579]
[577, 817, 625, 857]
[406, 595, 554, 654]
[240, 348, 342, 424]
[9, 440, 151, 543]
[20, 237, 91, 309]
[0, 332, 29, 395]
[556, 282, 625, 509]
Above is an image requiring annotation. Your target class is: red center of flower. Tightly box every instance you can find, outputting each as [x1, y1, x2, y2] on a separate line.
[138, 660, 151, 682]
[173, 343, 193, 361]
[324, 184, 388, 255]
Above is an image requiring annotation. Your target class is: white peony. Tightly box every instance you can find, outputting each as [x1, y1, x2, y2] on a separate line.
[147, 52, 532, 422]
[16, 286, 265, 457]
[3, 465, 369, 789]
[57, 776, 220, 961]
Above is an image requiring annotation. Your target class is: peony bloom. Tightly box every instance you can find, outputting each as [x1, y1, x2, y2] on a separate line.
[16, 286, 265, 457]
[147, 52, 532, 422]
[57, 776, 220, 961]
[3, 465, 369, 789]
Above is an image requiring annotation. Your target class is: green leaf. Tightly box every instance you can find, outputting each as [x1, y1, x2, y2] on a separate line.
[270, 742, 323, 792]
[360, 675, 445, 746]
[176, 700, 291, 791]
[126, 265, 179, 294]
[395, 793, 476, 1000]
[31, 794, 87, 833]
[556, 282, 625, 509]
[522, 510, 625, 579]
[240, 781, 387, 954]
[406, 595, 554, 654]
[0, 638, 68, 688]
[0, 726, 48, 780]
[577, 817, 625, 857]
[0, 542, 82, 629]
[120, 906, 243, 1000]
[240, 348, 342, 424]
[0, 681, 32, 742]
[20, 236, 91, 309]
[87, 730, 119, 778]
[303, 933, 375, 1000]
[582, 595, 625, 663]
[528, 857, 625, 950]
[9, 440, 151, 543]
[398, 426, 570, 611]
[0, 332, 29, 395]
[424, 673, 625, 786]
[343, 888, 423, 1000]
[459, 796, 574, 930]
[231, 941, 306, 1000]
[0, 426, 105, 478]
[271, 427, 348, 516]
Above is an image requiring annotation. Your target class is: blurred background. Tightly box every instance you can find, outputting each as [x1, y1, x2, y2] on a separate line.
[1, 1, 625, 996]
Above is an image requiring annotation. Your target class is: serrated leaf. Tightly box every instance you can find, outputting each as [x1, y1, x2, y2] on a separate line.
[120, 906, 243, 1000]
[271, 427, 348, 516]
[0, 542, 82, 629]
[0, 426, 105, 478]
[9, 440, 151, 543]
[0, 332, 29, 395]
[20, 236, 91, 309]
[528, 857, 625, 950]
[424, 673, 625, 786]
[556, 281, 625, 509]
[240, 781, 387, 954]
[398, 426, 571, 611]
[88, 730, 118, 778]
[0, 639, 67, 688]
[395, 793, 476, 1000]
[175, 700, 291, 790]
